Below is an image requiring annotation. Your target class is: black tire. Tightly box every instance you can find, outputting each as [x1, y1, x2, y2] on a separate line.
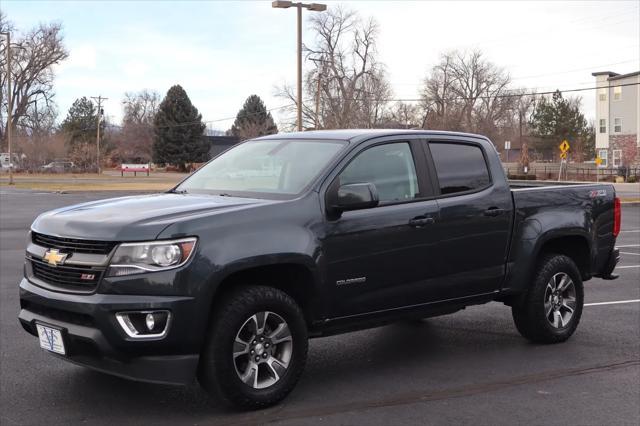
[512, 254, 584, 344]
[198, 285, 308, 410]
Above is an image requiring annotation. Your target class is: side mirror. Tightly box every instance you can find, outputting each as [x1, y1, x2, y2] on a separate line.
[332, 182, 379, 212]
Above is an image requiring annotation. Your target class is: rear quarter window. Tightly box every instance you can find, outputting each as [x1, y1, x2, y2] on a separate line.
[429, 142, 491, 195]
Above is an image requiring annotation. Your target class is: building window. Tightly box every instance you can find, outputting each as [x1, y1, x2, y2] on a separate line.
[613, 86, 622, 101]
[612, 150, 622, 168]
[599, 119, 606, 133]
[598, 149, 608, 168]
[614, 118, 622, 133]
[599, 89, 607, 101]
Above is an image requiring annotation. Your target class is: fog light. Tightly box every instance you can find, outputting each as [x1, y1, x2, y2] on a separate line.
[115, 310, 171, 339]
[145, 313, 155, 331]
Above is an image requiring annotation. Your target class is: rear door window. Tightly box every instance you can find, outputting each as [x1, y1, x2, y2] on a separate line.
[428, 142, 491, 195]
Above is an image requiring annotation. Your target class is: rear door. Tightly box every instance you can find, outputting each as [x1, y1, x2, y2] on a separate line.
[422, 138, 512, 300]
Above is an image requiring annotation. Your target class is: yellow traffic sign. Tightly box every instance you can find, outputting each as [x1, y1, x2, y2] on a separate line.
[595, 156, 603, 166]
[560, 152, 567, 160]
[559, 140, 570, 153]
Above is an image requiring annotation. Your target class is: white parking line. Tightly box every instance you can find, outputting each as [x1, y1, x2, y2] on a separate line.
[620, 252, 640, 256]
[617, 244, 640, 248]
[620, 230, 640, 233]
[616, 265, 640, 269]
[585, 299, 640, 307]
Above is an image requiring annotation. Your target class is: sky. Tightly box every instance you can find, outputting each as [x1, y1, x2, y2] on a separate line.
[3, 0, 639, 133]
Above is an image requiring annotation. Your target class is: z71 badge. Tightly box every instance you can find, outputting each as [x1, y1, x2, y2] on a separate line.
[589, 189, 607, 198]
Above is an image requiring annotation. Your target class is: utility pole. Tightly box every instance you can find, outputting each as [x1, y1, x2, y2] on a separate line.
[314, 72, 322, 129]
[1, 31, 13, 185]
[90, 96, 107, 174]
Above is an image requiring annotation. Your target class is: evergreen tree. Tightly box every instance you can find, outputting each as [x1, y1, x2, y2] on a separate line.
[230, 95, 278, 140]
[529, 91, 590, 157]
[60, 97, 106, 170]
[60, 97, 101, 148]
[153, 85, 207, 170]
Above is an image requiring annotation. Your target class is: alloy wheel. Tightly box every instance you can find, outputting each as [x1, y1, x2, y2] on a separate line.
[544, 272, 577, 329]
[233, 311, 293, 389]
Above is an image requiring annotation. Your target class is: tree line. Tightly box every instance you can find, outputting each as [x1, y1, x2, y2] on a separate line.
[277, 7, 595, 161]
[2, 8, 597, 171]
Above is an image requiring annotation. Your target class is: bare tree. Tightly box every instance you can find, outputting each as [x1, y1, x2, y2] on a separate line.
[122, 90, 160, 126]
[111, 90, 160, 163]
[381, 102, 423, 129]
[420, 50, 517, 142]
[276, 7, 392, 130]
[0, 12, 69, 148]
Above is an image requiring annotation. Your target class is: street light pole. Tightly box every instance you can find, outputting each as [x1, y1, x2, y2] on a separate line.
[1, 31, 13, 185]
[297, 4, 302, 132]
[272, 1, 327, 132]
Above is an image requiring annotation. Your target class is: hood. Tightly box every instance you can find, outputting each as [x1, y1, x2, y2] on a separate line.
[31, 193, 270, 241]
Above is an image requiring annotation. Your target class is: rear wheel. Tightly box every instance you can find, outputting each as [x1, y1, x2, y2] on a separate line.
[198, 285, 308, 409]
[512, 254, 584, 343]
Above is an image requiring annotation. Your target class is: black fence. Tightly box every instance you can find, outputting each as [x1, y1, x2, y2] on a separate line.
[504, 166, 640, 182]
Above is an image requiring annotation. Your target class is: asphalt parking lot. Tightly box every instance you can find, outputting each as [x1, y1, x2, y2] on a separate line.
[1, 189, 638, 425]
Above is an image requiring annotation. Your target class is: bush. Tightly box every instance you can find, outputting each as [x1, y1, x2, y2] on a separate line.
[627, 175, 637, 183]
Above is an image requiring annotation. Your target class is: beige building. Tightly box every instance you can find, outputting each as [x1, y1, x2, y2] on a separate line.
[592, 70, 639, 168]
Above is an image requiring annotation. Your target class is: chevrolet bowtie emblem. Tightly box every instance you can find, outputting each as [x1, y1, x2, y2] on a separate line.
[43, 249, 68, 266]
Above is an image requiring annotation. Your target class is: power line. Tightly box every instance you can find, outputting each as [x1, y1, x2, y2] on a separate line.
[392, 59, 639, 88]
[383, 82, 640, 103]
[510, 59, 640, 81]
[57, 82, 640, 133]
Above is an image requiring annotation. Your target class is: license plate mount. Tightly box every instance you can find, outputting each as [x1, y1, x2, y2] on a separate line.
[36, 323, 66, 355]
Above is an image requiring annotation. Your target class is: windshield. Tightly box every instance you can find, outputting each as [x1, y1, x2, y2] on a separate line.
[176, 139, 347, 198]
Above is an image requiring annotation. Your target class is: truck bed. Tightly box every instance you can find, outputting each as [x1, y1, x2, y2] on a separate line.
[501, 180, 617, 295]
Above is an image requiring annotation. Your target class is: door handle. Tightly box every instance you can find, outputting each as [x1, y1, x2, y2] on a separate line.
[484, 207, 505, 217]
[409, 216, 435, 227]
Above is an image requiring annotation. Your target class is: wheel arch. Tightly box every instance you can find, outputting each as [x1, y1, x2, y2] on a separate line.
[536, 234, 592, 280]
[210, 259, 323, 327]
[501, 231, 592, 298]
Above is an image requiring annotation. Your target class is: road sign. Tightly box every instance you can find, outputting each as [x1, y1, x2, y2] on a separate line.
[505, 141, 511, 150]
[595, 156, 603, 166]
[559, 140, 570, 153]
[560, 152, 567, 160]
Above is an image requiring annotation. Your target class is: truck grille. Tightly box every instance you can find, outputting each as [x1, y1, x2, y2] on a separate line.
[30, 258, 104, 293]
[32, 232, 117, 255]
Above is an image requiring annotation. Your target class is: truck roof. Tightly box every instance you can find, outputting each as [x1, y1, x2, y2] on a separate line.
[254, 129, 491, 144]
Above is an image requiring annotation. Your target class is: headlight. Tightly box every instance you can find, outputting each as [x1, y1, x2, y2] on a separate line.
[107, 237, 197, 277]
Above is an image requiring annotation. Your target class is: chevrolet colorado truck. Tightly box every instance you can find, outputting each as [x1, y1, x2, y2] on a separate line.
[19, 130, 621, 409]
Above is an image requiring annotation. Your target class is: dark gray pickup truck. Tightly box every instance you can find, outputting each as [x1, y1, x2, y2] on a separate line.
[19, 130, 620, 409]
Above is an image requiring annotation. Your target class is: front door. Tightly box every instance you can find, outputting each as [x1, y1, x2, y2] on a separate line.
[322, 140, 442, 318]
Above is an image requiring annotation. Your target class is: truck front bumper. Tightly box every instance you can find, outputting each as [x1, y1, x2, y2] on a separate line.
[18, 278, 200, 385]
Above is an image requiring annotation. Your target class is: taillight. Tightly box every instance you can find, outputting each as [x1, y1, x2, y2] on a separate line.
[613, 197, 621, 237]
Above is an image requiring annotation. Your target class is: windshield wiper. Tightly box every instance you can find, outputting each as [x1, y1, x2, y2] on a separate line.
[169, 188, 188, 194]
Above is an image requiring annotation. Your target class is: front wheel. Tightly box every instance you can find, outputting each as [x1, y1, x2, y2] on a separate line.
[198, 285, 308, 409]
[512, 254, 584, 344]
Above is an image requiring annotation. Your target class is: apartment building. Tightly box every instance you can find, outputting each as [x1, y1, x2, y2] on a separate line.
[592, 70, 639, 168]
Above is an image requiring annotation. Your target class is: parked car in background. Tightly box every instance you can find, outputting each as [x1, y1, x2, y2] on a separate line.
[1, 152, 18, 171]
[41, 161, 76, 173]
